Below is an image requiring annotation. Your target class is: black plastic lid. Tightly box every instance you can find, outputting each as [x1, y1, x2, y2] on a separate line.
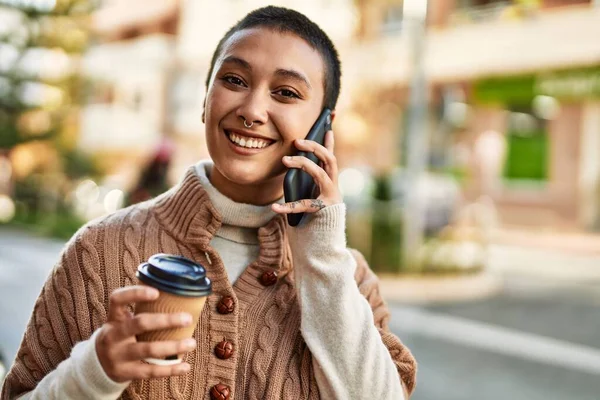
[136, 254, 212, 297]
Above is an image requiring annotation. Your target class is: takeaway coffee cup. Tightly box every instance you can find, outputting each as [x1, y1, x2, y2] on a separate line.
[135, 254, 212, 365]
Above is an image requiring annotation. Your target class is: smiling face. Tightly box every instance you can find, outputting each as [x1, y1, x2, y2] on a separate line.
[203, 27, 327, 205]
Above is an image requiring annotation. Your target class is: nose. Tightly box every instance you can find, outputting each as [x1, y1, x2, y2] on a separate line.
[235, 89, 269, 127]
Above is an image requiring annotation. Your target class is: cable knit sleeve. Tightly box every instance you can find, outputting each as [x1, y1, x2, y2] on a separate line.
[1, 224, 128, 399]
[13, 329, 129, 400]
[287, 203, 417, 400]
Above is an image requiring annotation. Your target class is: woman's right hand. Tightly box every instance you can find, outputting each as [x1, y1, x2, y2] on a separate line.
[96, 286, 197, 383]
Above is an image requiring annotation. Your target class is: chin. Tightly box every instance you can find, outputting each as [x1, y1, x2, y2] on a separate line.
[214, 157, 283, 186]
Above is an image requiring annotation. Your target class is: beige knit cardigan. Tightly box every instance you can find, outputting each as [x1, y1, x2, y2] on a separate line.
[2, 168, 416, 399]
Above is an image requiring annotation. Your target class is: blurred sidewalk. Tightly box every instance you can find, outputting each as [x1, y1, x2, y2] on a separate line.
[489, 227, 600, 283]
[380, 227, 600, 304]
[492, 227, 600, 255]
[0, 228, 65, 364]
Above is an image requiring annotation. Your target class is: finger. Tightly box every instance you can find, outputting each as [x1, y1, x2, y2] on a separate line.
[272, 199, 327, 214]
[125, 338, 197, 361]
[294, 138, 336, 169]
[116, 312, 193, 341]
[324, 131, 338, 183]
[282, 155, 333, 191]
[124, 362, 191, 381]
[324, 130, 334, 153]
[108, 286, 159, 322]
[295, 136, 338, 184]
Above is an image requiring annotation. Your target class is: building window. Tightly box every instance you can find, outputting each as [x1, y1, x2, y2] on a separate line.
[451, 0, 511, 24]
[503, 108, 548, 182]
[457, 0, 509, 8]
[381, 4, 404, 34]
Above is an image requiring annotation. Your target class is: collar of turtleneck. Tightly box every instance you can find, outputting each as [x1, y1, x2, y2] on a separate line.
[193, 160, 284, 245]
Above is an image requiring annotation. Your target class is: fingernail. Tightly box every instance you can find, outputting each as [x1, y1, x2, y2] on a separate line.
[184, 338, 196, 348]
[147, 288, 159, 298]
[180, 313, 192, 325]
[297, 139, 305, 143]
[285, 156, 293, 160]
[179, 363, 190, 373]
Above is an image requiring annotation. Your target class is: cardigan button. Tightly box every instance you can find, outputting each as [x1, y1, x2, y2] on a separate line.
[260, 270, 278, 286]
[215, 338, 234, 360]
[217, 296, 235, 314]
[210, 383, 230, 400]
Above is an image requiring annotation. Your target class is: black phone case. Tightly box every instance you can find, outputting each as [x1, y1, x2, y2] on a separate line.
[283, 109, 332, 226]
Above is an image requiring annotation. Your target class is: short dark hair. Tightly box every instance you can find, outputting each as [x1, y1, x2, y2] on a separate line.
[205, 6, 342, 110]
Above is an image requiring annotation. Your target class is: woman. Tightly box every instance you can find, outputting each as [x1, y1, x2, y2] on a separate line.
[2, 6, 416, 400]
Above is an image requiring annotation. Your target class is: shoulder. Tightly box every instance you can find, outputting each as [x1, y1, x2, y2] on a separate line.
[60, 201, 154, 258]
[82, 201, 153, 237]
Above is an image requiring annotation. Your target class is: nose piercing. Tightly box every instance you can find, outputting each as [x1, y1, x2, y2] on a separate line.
[243, 118, 254, 129]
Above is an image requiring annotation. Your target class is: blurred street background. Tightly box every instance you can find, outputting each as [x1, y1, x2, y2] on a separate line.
[2, 0, 600, 399]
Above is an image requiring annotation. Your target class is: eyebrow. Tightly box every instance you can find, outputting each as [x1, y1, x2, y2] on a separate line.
[221, 55, 312, 90]
[275, 68, 312, 90]
[221, 56, 251, 71]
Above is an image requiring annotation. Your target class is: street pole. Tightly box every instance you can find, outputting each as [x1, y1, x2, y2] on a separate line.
[401, 1, 429, 271]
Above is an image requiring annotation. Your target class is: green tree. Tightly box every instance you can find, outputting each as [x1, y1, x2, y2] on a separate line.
[0, 0, 100, 237]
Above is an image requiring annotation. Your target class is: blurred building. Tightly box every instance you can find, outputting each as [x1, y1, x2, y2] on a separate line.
[433, 0, 600, 232]
[348, 0, 600, 231]
[80, 0, 179, 183]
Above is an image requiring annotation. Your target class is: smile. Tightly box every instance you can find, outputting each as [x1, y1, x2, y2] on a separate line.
[225, 130, 274, 150]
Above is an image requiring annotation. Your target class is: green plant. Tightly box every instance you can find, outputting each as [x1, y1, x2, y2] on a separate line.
[369, 174, 405, 273]
[7, 207, 85, 240]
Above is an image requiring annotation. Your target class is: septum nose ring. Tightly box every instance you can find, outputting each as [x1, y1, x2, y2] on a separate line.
[243, 118, 254, 129]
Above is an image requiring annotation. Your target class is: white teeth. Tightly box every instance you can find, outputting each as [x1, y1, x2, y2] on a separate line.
[228, 132, 270, 149]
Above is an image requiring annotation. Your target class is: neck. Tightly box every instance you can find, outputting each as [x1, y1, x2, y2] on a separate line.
[209, 167, 284, 206]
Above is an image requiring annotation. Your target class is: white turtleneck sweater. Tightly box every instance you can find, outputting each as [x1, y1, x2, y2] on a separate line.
[193, 162, 279, 284]
[16, 161, 405, 400]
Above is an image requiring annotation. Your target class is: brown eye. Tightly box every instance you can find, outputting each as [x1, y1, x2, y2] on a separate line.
[223, 76, 246, 87]
[275, 89, 300, 99]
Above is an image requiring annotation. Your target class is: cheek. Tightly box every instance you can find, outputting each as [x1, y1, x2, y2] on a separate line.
[274, 109, 319, 144]
[205, 87, 232, 123]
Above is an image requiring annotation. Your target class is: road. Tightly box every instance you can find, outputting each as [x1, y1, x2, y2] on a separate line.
[1, 228, 600, 399]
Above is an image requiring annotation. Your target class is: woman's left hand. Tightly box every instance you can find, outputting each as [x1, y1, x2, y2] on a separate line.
[272, 130, 342, 215]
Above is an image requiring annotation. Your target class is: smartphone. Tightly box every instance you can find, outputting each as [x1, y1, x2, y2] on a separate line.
[283, 108, 333, 226]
